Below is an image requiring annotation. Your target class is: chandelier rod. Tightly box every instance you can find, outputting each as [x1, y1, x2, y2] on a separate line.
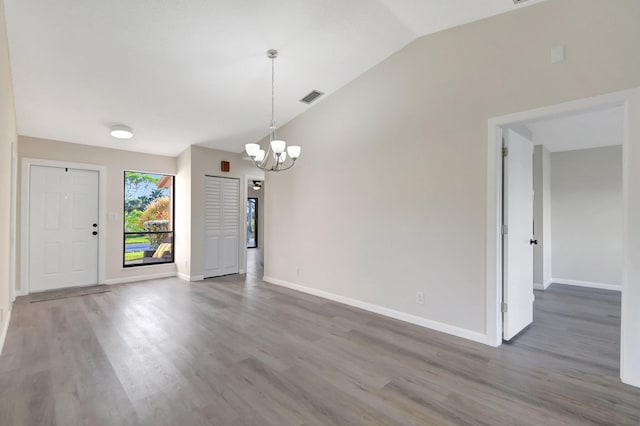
[269, 49, 277, 142]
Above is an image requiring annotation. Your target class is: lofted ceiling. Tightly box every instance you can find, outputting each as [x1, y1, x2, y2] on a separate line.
[527, 106, 624, 152]
[4, 0, 545, 156]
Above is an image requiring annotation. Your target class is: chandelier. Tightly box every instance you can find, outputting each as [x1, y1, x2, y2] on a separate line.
[245, 49, 301, 172]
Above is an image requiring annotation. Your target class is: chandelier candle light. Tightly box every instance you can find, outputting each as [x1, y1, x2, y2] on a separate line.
[245, 49, 301, 172]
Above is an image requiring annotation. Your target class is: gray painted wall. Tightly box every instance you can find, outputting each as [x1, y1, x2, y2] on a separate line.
[263, 0, 640, 335]
[550, 146, 622, 287]
[0, 0, 17, 338]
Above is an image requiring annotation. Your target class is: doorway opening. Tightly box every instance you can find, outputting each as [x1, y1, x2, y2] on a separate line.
[247, 198, 258, 249]
[500, 106, 624, 376]
[486, 88, 640, 387]
[246, 178, 264, 279]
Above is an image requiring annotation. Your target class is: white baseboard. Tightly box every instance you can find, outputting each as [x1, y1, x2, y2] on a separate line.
[239, 269, 246, 274]
[622, 372, 640, 389]
[552, 278, 621, 292]
[533, 279, 553, 291]
[13, 289, 27, 298]
[0, 309, 12, 355]
[263, 276, 490, 346]
[105, 272, 177, 285]
[176, 273, 204, 282]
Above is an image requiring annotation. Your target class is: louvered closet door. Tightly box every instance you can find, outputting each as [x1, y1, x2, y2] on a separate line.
[204, 176, 239, 278]
[221, 178, 240, 275]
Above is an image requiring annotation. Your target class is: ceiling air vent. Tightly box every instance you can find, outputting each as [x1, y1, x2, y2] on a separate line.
[300, 90, 324, 104]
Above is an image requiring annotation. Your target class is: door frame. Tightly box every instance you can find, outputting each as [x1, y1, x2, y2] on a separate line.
[486, 87, 640, 387]
[9, 142, 18, 302]
[20, 158, 107, 295]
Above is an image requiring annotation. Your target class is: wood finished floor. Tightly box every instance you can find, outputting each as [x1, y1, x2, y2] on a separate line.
[1, 262, 639, 425]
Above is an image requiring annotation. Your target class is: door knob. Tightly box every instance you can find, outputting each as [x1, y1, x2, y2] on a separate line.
[530, 239, 538, 245]
[92, 231, 98, 236]
[93, 223, 98, 227]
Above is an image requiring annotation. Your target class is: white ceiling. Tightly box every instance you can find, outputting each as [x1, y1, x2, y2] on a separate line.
[4, 0, 545, 156]
[526, 106, 624, 152]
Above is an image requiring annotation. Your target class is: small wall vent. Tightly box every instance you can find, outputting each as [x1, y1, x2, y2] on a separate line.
[300, 90, 324, 104]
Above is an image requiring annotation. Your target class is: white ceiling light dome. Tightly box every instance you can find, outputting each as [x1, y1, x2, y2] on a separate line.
[110, 125, 134, 139]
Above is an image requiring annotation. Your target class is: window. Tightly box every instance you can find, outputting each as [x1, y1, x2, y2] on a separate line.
[124, 171, 174, 267]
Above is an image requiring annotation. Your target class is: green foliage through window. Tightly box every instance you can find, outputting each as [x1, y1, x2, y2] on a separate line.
[124, 171, 174, 267]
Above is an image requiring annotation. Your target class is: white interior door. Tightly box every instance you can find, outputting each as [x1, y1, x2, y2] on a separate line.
[204, 176, 239, 278]
[503, 129, 535, 340]
[29, 166, 99, 292]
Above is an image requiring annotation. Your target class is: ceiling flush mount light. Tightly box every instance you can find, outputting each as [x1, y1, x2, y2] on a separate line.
[245, 49, 301, 172]
[110, 125, 134, 139]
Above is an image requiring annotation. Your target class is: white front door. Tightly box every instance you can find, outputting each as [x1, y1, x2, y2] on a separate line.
[204, 176, 239, 278]
[503, 129, 535, 340]
[29, 166, 99, 292]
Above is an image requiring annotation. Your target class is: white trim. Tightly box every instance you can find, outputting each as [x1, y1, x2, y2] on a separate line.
[487, 87, 640, 385]
[486, 124, 504, 347]
[20, 158, 108, 295]
[553, 278, 621, 292]
[14, 290, 27, 298]
[176, 273, 204, 282]
[533, 279, 553, 291]
[239, 269, 246, 274]
[0, 309, 11, 355]
[104, 271, 176, 285]
[9, 141, 18, 302]
[263, 276, 491, 346]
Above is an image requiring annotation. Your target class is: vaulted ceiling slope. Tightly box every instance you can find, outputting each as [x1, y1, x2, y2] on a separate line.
[4, 0, 545, 156]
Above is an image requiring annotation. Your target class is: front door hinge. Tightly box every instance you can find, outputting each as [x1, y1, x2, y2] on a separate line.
[501, 224, 508, 235]
[501, 302, 508, 313]
[502, 147, 509, 157]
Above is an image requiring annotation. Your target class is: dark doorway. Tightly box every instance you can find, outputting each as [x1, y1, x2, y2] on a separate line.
[247, 198, 258, 248]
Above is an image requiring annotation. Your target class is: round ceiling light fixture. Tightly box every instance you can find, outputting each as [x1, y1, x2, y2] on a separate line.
[110, 125, 134, 139]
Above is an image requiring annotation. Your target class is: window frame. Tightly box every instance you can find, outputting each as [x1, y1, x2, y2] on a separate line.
[122, 170, 176, 268]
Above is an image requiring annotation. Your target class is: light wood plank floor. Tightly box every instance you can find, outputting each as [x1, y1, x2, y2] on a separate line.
[1, 268, 638, 425]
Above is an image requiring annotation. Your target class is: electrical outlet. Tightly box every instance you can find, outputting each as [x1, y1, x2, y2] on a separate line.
[416, 292, 424, 305]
